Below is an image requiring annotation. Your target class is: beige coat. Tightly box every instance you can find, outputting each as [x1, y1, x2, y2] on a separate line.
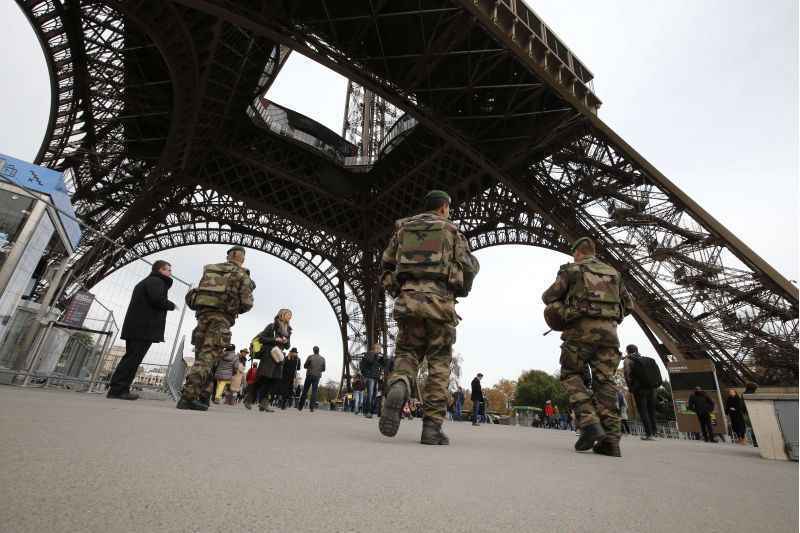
[230, 365, 245, 392]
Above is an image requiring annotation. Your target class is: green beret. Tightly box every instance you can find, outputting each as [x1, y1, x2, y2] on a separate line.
[570, 237, 594, 253]
[227, 245, 246, 255]
[424, 190, 451, 203]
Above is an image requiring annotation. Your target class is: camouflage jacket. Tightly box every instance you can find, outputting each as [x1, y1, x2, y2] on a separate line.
[381, 212, 479, 324]
[196, 261, 254, 320]
[541, 255, 633, 347]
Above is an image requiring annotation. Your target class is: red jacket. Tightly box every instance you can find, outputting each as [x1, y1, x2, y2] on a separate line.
[544, 404, 554, 417]
[246, 366, 258, 385]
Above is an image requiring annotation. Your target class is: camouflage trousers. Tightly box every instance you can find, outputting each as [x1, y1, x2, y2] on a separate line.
[181, 312, 232, 402]
[388, 317, 455, 425]
[559, 340, 621, 437]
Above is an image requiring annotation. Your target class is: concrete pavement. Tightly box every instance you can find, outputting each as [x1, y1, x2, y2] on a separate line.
[0, 386, 796, 533]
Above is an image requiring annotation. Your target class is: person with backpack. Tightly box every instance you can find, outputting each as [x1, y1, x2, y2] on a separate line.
[177, 246, 254, 411]
[623, 344, 662, 441]
[688, 387, 717, 443]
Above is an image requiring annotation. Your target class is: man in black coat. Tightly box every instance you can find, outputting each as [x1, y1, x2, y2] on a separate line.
[107, 260, 176, 400]
[688, 387, 717, 442]
[471, 373, 484, 426]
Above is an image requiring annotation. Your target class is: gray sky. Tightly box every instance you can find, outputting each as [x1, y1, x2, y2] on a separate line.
[1, 1, 797, 387]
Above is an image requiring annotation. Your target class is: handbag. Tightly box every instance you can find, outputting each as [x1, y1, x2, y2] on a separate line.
[270, 346, 285, 363]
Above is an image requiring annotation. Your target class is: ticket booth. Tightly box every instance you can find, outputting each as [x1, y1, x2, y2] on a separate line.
[0, 153, 81, 373]
[667, 360, 728, 438]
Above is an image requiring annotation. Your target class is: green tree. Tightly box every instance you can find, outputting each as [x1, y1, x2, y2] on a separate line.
[515, 370, 568, 411]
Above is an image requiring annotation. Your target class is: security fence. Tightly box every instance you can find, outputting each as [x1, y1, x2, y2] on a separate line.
[0, 174, 194, 396]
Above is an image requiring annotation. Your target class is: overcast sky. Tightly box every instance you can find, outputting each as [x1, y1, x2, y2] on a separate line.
[1, 1, 796, 388]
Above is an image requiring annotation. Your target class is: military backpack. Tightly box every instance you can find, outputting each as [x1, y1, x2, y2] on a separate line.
[565, 259, 624, 322]
[395, 217, 451, 282]
[185, 263, 239, 312]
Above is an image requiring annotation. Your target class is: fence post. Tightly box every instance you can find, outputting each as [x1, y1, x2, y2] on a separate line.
[88, 309, 115, 393]
[163, 298, 189, 393]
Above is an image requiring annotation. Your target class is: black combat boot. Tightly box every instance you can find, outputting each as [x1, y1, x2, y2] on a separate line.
[593, 437, 621, 457]
[574, 423, 606, 451]
[379, 381, 408, 437]
[420, 419, 450, 445]
[176, 397, 209, 411]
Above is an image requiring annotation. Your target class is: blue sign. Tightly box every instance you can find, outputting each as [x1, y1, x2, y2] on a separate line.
[0, 153, 82, 250]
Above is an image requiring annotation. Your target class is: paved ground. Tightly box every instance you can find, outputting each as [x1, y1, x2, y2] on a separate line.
[0, 387, 796, 533]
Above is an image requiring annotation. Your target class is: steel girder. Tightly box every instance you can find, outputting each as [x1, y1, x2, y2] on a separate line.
[17, 0, 797, 387]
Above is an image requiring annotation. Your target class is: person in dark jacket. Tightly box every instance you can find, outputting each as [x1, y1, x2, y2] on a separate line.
[688, 387, 716, 442]
[725, 389, 748, 444]
[107, 260, 175, 400]
[298, 346, 326, 412]
[280, 348, 301, 409]
[244, 309, 292, 412]
[359, 343, 384, 418]
[471, 373, 484, 426]
[623, 345, 660, 441]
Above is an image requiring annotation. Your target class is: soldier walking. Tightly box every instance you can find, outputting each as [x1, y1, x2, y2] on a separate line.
[177, 246, 254, 411]
[379, 190, 480, 445]
[542, 237, 632, 456]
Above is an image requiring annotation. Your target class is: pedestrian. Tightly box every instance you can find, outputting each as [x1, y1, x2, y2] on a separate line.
[544, 400, 555, 428]
[542, 236, 634, 457]
[617, 390, 630, 435]
[725, 389, 748, 444]
[454, 386, 464, 420]
[688, 387, 717, 442]
[107, 260, 176, 401]
[298, 346, 326, 412]
[245, 309, 292, 412]
[213, 344, 237, 403]
[378, 190, 480, 445]
[359, 343, 384, 418]
[352, 374, 365, 415]
[280, 348, 301, 410]
[230, 351, 247, 405]
[177, 246, 254, 411]
[623, 344, 662, 441]
[471, 373, 484, 426]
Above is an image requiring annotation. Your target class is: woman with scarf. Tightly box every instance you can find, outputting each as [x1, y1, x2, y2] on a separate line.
[244, 308, 292, 412]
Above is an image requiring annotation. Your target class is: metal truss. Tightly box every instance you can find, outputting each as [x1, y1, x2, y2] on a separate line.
[17, 0, 797, 388]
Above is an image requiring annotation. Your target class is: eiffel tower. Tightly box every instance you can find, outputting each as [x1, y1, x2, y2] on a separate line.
[16, 0, 797, 389]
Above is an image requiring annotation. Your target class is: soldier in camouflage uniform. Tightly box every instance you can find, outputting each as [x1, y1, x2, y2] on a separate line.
[542, 237, 633, 456]
[379, 190, 480, 445]
[177, 246, 254, 411]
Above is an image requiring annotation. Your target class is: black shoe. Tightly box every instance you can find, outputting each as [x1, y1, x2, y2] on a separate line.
[176, 397, 209, 411]
[107, 391, 139, 401]
[575, 423, 607, 451]
[365, 413, 373, 419]
[472, 422, 480, 426]
[421, 419, 450, 445]
[243, 400, 253, 410]
[593, 438, 621, 457]
[379, 381, 408, 438]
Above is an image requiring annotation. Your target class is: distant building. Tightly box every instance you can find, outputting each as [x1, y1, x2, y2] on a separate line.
[99, 345, 126, 379]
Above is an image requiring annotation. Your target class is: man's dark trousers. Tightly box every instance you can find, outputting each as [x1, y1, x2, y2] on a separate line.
[108, 340, 153, 396]
[472, 400, 481, 425]
[299, 375, 321, 410]
[634, 388, 658, 436]
[697, 412, 715, 442]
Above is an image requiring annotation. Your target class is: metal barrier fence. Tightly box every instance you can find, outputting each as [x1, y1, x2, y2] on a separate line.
[0, 174, 194, 397]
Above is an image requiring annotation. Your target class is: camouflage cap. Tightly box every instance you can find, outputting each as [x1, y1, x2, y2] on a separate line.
[424, 190, 451, 204]
[570, 236, 594, 253]
[227, 245, 246, 255]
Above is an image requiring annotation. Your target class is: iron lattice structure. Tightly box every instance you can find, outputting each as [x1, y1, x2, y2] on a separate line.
[18, 0, 798, 389]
